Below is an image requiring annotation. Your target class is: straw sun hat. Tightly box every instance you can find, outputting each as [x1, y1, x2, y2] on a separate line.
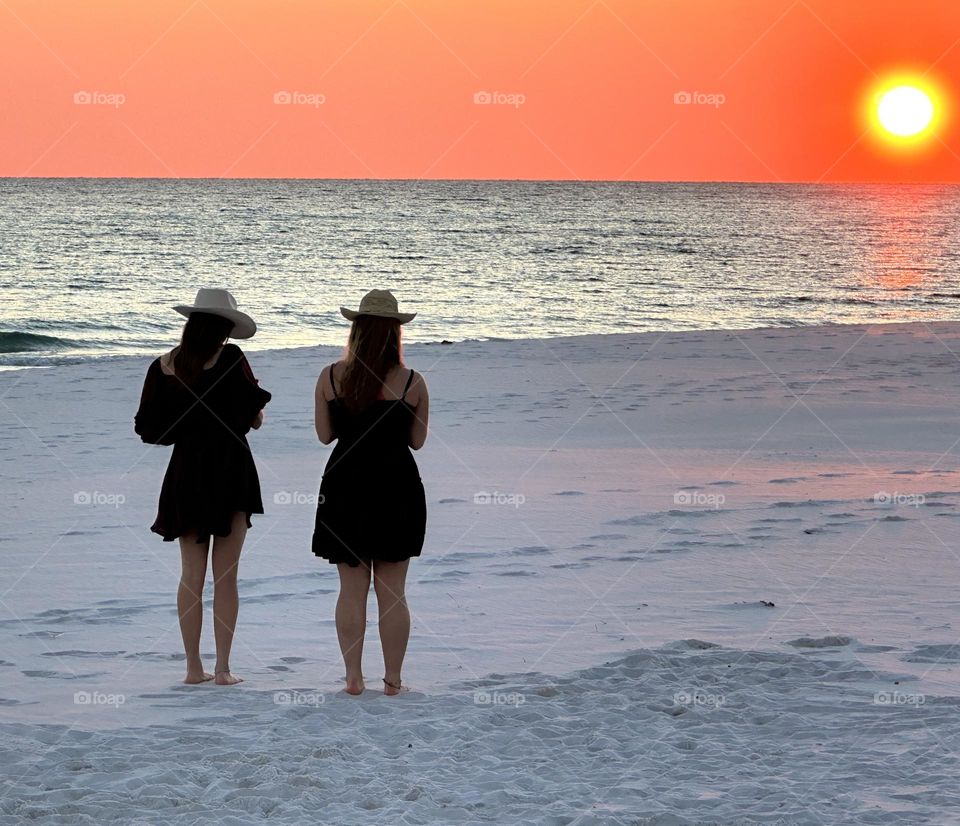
[340, 289, 416, 324]
[173, 288, 257, 339]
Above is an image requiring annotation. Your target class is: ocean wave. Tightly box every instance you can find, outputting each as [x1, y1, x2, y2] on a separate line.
[0, 332, 72, 353]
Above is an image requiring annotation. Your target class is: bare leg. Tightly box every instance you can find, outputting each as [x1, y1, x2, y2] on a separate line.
[211, 512, 247, 685]
[177, 533, 212, 684]
[373, 559, 410, 695]
[336, 562, 371, 695]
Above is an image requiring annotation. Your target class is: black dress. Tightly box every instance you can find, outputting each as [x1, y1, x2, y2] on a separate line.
[312, 365, 426, 566]
[134, 343, 272, 544]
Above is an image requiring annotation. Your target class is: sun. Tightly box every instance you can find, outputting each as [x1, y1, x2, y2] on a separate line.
[877, 86, 934, 137]
[869, 75, 944, 145]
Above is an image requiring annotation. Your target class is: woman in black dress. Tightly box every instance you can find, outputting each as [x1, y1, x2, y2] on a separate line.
[134, 288, 271, 686]
[313, 289, 428, 696]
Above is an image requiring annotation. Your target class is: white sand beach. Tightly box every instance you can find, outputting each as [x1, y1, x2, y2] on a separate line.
[3, 321, 960, 823]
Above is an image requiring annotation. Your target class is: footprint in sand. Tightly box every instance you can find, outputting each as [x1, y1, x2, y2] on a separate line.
[786, 635, 853, 649]
[902, 644, 960, 663]
[510, 545, 551, 556]
[22, 669, 109, 679]
[438, 550, 496, 564]
[123, 652, 184, 662]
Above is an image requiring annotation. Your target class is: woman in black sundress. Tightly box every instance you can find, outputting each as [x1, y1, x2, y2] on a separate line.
[313, 289, 428, 696]
[134, 288, 271, 686]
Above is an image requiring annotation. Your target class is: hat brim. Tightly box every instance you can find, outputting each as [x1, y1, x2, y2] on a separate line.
[340, 307, 416, 324]
[173, 305, 257, 339]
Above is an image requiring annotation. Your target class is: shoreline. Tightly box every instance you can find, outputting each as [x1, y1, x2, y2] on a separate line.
[3, 317, 960, 370]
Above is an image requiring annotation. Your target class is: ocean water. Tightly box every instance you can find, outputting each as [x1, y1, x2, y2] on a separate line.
[1, 179, 959, 366]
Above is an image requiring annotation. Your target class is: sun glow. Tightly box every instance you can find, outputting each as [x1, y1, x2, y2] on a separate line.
[869, 75, 944, 146]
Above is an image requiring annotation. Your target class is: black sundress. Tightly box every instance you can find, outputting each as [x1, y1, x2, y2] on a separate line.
[312, 365, 426, 566]
[134, 343, 272, 543]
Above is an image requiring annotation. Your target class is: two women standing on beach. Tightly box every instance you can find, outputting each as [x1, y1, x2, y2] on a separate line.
[134, 287, 428, 695]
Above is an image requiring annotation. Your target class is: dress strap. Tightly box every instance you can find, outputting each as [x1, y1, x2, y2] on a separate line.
[328, 364, 338, 399]
[401, 368, 415, 400]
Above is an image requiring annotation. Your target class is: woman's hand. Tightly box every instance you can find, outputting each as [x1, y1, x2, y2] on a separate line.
[251, 409, 264, 430]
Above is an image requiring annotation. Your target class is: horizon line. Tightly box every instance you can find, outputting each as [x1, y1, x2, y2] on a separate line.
[1, 176, 958, 185]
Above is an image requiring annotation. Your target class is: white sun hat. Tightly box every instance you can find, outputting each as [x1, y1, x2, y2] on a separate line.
[173, 288, 257, 339]
[340, 289, 416, 324]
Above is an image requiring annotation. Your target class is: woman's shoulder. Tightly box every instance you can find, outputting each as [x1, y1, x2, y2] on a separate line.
[156, 348, 177, 376]
[219, 343, 251, 371]
[406, 364, 425, 385]
[318, 361, 339, 400]
[324, 360, 347, 384]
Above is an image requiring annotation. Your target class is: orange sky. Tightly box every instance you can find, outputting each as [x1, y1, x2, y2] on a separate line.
[2, 0, 959, 181]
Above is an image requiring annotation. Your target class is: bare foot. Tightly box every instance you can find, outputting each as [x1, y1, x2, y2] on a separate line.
[345, 676, 365, 696]
[184, 671, 214, 685]
[214, 670, 244, 685]
[383, 677, 407, 696]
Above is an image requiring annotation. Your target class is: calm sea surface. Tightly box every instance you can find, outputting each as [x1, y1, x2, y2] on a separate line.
[1, 179, 959, 365]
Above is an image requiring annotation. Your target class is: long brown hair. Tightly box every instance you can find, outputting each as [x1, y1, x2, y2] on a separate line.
[174, 312, 234, 386]
[339, 315, 403, 411]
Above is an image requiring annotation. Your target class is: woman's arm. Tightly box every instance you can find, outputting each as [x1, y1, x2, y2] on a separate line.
[315, 366, 336, 444]
[134, 360, 180, 445]
[408, 372, 429, 450]
[230, 345, 272, 434]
